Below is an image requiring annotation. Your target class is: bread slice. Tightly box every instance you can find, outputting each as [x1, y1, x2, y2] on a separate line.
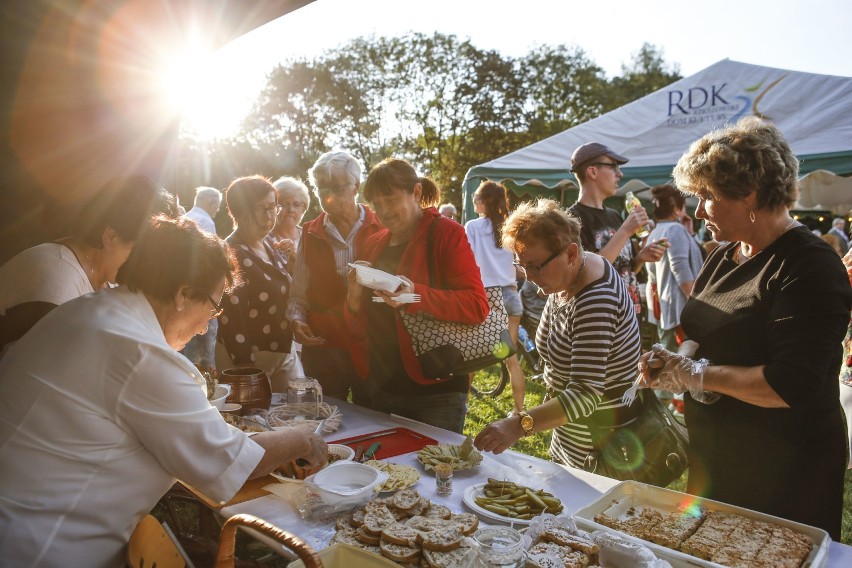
[529, 542, 590, 568]
[392, 488, 423, 511]
[355, 526, 382, 545]
[351, 505, 367, 527]
[381, 522, 420, 547]
[363, 505, 397, 536]
[406, 516, 444, 533]
[380, 539, 422, 564]
[541, 527, 599, 556]
[335, 513, 354, 531]
[449, 513, 479, 536]
[406, 496, 431, 517]
[329, 527, 361, 547]
[422, 547, 471, 568]
[418, 525, 462, 552]
[423, 504, 452, 520]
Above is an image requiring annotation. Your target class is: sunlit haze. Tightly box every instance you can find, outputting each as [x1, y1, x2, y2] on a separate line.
[169, 0, 852, 140]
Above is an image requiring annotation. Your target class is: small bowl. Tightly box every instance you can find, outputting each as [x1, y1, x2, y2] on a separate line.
[209, 384, 231, 410]
[305, 462, 388, 506]
[327, 444, 356, 463]
[349, 263, 405, 293]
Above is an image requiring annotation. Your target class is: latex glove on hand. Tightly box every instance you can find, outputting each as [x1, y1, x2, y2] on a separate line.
[638, 343, 719, 404]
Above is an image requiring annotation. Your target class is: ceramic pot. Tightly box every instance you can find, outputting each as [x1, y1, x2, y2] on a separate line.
[220, 367, 272, 413]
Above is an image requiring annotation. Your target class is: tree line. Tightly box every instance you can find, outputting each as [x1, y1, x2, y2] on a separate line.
[174, 33, 680, 211]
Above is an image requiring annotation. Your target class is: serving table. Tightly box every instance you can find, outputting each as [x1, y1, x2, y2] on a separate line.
[199, 398, 852, 566]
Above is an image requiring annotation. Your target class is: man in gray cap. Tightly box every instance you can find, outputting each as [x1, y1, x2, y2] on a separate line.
[567, 143, 665, 315]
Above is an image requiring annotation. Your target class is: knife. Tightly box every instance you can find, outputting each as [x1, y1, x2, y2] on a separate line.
[338, 430, 397, 445]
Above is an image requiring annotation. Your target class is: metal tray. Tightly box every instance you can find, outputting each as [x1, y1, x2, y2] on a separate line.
[573, 480, 830, 568]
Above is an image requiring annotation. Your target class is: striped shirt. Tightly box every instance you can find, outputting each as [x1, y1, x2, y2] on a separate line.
[538, 259, 641, 468]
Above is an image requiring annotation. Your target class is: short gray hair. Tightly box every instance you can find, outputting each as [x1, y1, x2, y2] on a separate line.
[308, 151, 361, 191]
[439, 203, 457, 216]
[832, 217, 846, 228]
[194, 186, 222, 207]
[272, 176, 310, 204]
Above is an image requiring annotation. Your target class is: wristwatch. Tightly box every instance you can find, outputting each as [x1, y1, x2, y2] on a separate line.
[518, 411, 534, 436]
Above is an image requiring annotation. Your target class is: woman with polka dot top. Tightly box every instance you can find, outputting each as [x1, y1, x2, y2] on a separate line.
[218, 175, 296, 391]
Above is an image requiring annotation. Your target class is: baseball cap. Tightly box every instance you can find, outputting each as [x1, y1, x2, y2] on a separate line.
[570, 143, 629, 172]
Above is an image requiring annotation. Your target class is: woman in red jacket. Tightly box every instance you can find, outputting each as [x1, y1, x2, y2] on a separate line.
[345, 158, 488, 432]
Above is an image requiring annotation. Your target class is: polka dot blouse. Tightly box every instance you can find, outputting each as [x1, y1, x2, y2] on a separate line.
[219, 235, 293, 365]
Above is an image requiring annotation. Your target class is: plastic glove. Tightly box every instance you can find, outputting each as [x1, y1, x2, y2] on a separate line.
[640, 343, 719, 404]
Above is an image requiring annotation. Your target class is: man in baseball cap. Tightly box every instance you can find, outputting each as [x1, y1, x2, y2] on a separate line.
[567, 142, 665, 316]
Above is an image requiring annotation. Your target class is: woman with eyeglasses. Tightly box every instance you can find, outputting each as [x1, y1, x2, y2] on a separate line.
[218, 175, 296, 391]
[474, 199, 642, 476]
[269, 176, 311, 259]
[344, 158, 488, 433]
[0, 217, 327, 566]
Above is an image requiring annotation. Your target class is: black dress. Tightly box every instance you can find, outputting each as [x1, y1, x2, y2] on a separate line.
[681, 226, 851, 539]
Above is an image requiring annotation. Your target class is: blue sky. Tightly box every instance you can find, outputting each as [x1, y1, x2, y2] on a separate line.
[175, 0, 852, 139]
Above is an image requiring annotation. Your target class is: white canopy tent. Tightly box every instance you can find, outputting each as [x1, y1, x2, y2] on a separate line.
[461, 59, 852, 221]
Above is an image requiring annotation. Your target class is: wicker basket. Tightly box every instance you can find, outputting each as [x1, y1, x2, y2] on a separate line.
[215, 513, 322, 568]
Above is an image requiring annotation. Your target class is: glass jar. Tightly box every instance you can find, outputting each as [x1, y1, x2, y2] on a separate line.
[474, 527, 526, 567]
[286, 377, 322, 420]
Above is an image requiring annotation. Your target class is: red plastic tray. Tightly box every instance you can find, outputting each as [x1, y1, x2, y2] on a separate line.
[330, 427, 437, 460]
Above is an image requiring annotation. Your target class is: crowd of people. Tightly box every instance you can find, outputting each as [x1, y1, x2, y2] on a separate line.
[1, 116, 850, 565]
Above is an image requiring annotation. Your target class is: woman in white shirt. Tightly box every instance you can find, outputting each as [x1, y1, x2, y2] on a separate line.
[465, 181, 526, 413]
[0, 217, 326, 567]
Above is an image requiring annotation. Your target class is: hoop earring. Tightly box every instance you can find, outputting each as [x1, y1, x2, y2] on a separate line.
[748, 209, 756, 223]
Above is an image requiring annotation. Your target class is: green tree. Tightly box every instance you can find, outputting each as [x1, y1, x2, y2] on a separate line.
[605, 43, 682, 111]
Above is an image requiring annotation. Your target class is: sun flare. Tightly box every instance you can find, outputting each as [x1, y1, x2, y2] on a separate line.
[159, 45, 250, 140]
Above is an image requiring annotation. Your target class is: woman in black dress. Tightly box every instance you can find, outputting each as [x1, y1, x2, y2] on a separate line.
[638, 117, 851, 539]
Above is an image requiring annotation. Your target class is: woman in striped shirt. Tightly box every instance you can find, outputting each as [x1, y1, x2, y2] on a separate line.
[474, 199, 642, 474]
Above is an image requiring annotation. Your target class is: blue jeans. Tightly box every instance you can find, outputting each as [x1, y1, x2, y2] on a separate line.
[181, 319, 218, 369]
[356, 383, 468, 434]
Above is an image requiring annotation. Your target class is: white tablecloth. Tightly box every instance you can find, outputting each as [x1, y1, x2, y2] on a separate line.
[223, 399, 852, 566]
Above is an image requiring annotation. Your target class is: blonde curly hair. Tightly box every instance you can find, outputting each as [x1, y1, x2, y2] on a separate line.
[672, 116, 799, 211]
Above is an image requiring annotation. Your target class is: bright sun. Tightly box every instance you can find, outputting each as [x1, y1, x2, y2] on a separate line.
[160, 45, 250, 141]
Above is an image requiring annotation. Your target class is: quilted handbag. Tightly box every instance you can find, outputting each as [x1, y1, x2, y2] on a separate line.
[399, 218, 515, 379]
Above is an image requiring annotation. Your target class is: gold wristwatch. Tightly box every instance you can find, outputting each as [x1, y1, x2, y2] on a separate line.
[518, 411, 534, 436]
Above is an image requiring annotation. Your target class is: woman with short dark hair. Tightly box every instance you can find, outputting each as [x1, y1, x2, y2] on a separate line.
[346, 158, 488, 433]
[639, 117, 851, 538]
[218, 175, 296, 391]
[0, 217, 326, 566]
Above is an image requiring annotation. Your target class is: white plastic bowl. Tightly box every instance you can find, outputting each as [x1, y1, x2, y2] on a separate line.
[209, 384, 231, 410]
[305, 461, 388, 506]
[350, 264, 405, 293]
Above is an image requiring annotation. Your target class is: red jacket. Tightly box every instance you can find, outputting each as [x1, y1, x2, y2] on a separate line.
[346, 207, 488, 385]
[299, 206, 383, 349]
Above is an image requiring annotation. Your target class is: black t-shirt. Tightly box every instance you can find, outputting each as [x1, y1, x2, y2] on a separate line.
[567, 202, 641, 314]
[681, 227, 851, 538]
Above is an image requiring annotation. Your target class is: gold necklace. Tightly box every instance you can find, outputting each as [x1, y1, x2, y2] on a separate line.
[735, 217, 796, 264]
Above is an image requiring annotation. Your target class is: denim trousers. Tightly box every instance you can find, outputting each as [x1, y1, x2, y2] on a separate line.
[355, 382, 468, 434]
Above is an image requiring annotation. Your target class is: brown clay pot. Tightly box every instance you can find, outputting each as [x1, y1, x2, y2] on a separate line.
[220, 367, 271, 413]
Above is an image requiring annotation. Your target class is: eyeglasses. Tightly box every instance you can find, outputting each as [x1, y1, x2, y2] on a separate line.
[207, 295, 224, 318]
[591, 162, 621, 173]
[314, 183, 353, 197]
[255, 204, 282, 217]
[513, 248, 565, 276]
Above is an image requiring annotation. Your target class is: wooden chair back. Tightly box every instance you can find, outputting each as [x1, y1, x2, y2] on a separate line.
[127, 514, 185, 568]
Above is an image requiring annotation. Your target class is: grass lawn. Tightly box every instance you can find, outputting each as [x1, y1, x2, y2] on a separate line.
[464, 366, 852, 546]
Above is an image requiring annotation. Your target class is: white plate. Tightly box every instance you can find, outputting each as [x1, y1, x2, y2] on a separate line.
[348, 263, 405, 293]
[462, 483, 533, 526]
